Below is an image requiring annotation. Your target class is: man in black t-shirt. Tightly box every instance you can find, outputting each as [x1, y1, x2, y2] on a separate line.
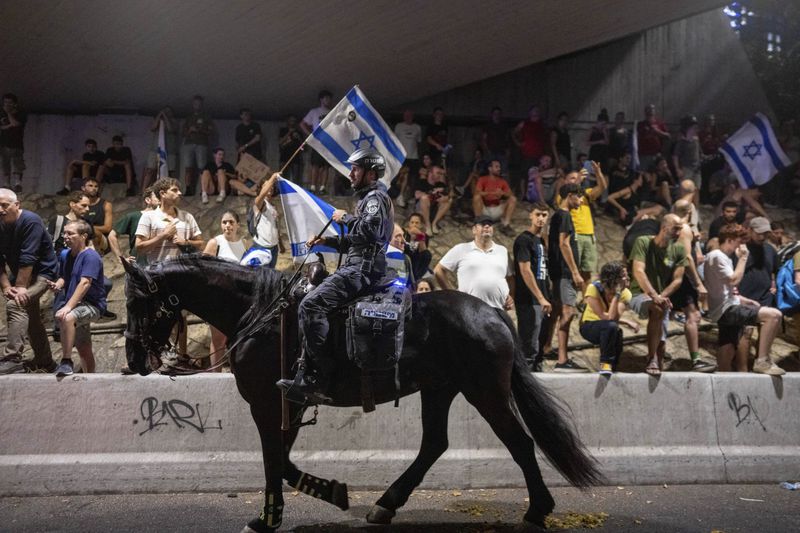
[0, 93, 27, 193]
[235, 108, 263, 161]
[513, 202, 551, 371]
[547, 183, 588, 373]
[81, 177, 112, 254]
[97, 135, 136, 195]
[279, 114, 304, 183]
[707, 200, 741, 249]
[58, 139, 106, 195]
[426, 107, 451, 168]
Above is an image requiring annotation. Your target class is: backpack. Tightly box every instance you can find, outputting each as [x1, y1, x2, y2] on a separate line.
[776, 258, 800, 315]
[246, 203, 262, 238]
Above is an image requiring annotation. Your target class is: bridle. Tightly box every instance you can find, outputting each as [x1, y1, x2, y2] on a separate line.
[124, 263, 185, 371]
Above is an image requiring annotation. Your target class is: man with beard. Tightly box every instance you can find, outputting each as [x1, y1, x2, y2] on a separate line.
[629, 214, 687, 375]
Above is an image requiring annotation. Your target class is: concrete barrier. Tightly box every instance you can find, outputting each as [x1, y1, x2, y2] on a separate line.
[0, 373, 798, 495]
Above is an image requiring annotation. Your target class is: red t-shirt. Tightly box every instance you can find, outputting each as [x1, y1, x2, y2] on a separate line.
[520, 120, 547, 159]
[476, 175, 511, 207]
[637, 119, 667, 156]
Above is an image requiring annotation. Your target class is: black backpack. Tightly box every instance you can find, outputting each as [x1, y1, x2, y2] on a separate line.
[246, 203, 262, 238]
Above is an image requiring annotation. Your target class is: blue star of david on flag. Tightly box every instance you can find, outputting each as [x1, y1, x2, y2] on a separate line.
[351, 130, 376, 150]
[719, 113, 792, 189]
[304, 86, 407, 188]
[741, 139, 762, 161]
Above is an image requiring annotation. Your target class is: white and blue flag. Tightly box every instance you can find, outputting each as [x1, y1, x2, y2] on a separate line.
[305, 85, 406, 187]
[276, 177, 345, 263]
[157, 119, 169, 178]
[719, 113, 791, 189]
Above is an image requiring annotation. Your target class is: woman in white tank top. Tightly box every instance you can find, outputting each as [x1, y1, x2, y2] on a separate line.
[202, 210, 247, 371]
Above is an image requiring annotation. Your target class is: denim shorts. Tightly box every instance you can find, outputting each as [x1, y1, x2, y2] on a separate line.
[70, 303, 102, 345]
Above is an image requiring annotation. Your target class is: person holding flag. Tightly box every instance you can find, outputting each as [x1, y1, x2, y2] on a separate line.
[277, 148, 394, 404]
[142, 106, 176, 191]
[718, 112, 792, 191]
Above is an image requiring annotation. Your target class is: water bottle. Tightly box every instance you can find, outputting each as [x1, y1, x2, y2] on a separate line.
[780, 481, 800, 490]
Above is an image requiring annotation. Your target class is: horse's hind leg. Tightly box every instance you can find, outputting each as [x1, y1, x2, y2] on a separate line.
[462, 388, 555, 528]
[367, 385, 458, 525]
[281, 406, 349, 511]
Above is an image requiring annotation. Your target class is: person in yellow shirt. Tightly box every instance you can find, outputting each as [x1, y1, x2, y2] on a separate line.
[554, 161, 607, 283]
[579, 261, 640, 375]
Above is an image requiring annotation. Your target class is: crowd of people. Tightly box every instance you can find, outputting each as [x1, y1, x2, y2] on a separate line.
[0, 89, 798, 378]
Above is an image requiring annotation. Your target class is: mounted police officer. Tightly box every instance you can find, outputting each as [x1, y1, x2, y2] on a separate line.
[277, 148, 394, 403]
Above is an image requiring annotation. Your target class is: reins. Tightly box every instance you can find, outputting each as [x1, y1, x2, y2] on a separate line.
[132, 219, 335, 375]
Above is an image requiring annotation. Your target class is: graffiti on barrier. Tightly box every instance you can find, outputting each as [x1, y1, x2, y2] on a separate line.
[134, 396, 223, 436]
[727, 392, 766, 431]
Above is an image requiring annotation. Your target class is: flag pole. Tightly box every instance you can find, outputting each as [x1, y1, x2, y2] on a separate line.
[278, 141, 307, 175]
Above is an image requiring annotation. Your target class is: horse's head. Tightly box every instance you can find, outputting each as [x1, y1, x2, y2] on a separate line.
[122, 257, 182, 375]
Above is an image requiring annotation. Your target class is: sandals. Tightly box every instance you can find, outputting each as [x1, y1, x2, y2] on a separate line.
[645, 358, 662, 376]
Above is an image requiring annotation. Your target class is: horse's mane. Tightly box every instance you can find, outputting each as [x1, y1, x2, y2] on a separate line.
[129, 254, 287, 313]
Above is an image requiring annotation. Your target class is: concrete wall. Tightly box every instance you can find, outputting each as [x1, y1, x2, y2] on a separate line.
[19, 114, 288, 195]
[1, 373, 797, 495]
[402, 9, 772, 127]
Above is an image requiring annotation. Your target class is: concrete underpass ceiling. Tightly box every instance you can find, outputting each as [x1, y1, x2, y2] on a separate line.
[1, 0, 727, 117]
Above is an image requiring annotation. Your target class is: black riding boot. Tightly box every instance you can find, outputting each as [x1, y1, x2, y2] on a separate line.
[276, 352, 333, 405]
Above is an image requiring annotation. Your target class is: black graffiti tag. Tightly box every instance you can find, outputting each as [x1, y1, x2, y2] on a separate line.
[134, 397, 223, 436]
[727, 392, 766, 431]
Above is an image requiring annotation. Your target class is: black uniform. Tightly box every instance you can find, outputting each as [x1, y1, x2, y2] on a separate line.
[298, 182, 394, 368]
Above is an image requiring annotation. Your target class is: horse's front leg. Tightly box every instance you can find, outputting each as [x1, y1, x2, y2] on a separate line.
[281, 405, 349, 511]
[241, 401, 285, 533]
[233, 337, 286, 533]
[367, 385, 458, 524]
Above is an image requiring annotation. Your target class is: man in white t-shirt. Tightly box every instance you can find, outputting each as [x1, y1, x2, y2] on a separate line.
[434, 215, 513, 310]
[704, 223, 784, 375]
[300, 90, 333, 195]
[394, 110, 422, 190]
[135, 177, 203, 264]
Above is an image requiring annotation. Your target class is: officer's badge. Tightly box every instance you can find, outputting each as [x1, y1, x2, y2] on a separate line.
[365, 199, 379, 215]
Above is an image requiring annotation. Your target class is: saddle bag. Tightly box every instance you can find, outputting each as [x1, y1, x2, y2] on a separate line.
[346, 283, 411, 371]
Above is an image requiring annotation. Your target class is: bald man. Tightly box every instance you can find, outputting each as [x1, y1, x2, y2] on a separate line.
[628, 214, 688, 375]
[0, 188, 59, 373]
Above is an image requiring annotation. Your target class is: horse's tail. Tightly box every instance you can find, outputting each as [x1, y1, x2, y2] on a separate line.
[495, 309, 605, 488]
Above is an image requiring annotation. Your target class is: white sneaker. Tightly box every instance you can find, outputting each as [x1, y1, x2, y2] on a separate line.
[216, 192, 225, 203]
[310, 185, 316, 192]
[201, 191, 208, 204]
[753, 359, 785, 376]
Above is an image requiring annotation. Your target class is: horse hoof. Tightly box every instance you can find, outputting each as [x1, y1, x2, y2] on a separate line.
[241, 518, 278, 533]
[331, 480, 350, 511]
[366, 504, 395, 524]
[520, 516, 547, 531]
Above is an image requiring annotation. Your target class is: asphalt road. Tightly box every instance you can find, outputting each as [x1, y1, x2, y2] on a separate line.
[1, 485, 797, 532]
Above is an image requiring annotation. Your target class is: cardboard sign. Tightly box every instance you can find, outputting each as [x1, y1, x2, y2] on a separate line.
[235, 153, 271, 183]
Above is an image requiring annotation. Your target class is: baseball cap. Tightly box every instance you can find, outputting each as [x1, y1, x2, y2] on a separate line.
[748, 217, 771, 234]
[474, 215, 496, 226]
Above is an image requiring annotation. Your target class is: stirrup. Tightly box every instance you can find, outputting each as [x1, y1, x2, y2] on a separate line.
[276, 363, 331, 405]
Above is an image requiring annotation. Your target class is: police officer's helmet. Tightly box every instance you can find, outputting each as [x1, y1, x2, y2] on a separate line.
[346, 149, 386, 180]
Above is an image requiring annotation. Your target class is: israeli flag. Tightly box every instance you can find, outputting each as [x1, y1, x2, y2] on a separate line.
[157, 119, 168, 178]
[276, 177, 345, 263]
[719, 113, 791, 189]
[305, 86, 406, 187]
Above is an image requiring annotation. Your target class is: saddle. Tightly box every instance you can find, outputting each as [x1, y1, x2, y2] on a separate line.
[291, 264, 413, 412]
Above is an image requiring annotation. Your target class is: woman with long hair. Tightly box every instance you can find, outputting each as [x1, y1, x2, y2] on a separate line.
[202, 210, 247, 371]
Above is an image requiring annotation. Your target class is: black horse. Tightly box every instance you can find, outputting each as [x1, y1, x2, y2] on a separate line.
[123, 255, 603, 532]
